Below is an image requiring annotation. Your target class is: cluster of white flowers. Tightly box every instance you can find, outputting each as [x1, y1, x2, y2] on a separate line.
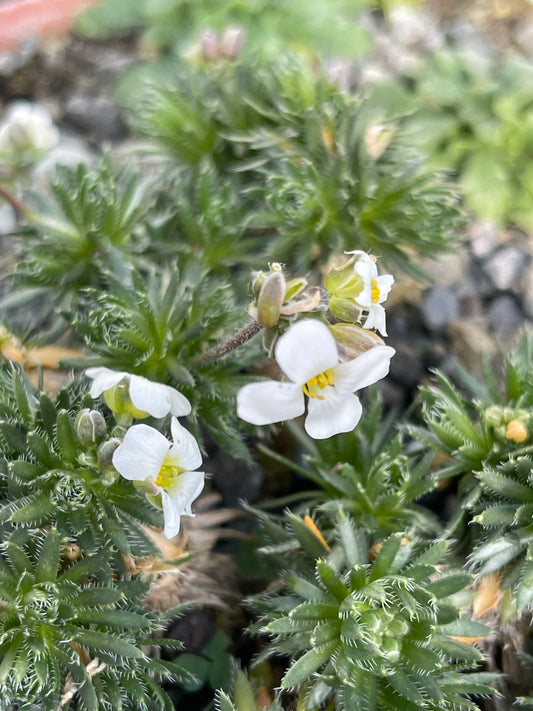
[85, 250, 394, 531]
[0, 102, 59, 178]
[86, 368, 203, 539]
[237, 250, 396, 439]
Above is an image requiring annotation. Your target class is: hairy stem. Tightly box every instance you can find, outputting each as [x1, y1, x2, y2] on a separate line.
[196, 320, 263, 366]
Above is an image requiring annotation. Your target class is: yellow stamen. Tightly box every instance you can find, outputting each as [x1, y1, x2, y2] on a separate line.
[302, 369, 334, 400]
[155, 464, 179, 490]
[371, 279, 380, 304]
[303, 515, 330, 551]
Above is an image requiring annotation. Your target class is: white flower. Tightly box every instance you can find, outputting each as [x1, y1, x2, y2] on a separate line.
[237, 320, 395, 440]
[112, 417, 205, 539]
[0, 102, 59, 153]
[85, 367, 191, 419]
[347, 251, 394, 337]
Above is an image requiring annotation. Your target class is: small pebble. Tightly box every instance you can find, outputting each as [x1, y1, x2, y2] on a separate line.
[485, 246, 527, 292]
[487, 295, 525, 343]
[421, 286, 460, 332]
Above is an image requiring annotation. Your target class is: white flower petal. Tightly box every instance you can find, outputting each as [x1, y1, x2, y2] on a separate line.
[129, 376, 171, 418]
[363, 304, 388, 336]
[169, 418, 202, 471]
[375, 274, 394, 303]
[275, 320, 338, 385]
[85, 367, 126, 398]
[237, 381, 304, 425]
[161, 491, 182, 539]
[304, 389, 363, 439]
[162, 471, 205, 538]
[333, 345, 395, 392]
[165, 385, 192, 417]
[112, 424, 170, 481]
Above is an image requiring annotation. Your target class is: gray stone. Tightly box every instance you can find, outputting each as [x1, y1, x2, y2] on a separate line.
[488, 295, 525, 342]
[485, 246, 527, 291]
[388, 341, 424, 389]
[421, 250, 467, 287]
[469, 221, 500, 259]
[387, 5, 443, 51]
[522, 262, 533, 320]
[448, 317, 497, 376]
[421, 286, 460, 332]
[63, 94, 127, 141]
[445, 19, 492, 58]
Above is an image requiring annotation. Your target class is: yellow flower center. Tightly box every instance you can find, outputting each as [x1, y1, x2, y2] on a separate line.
[371, 279, 380, 304]
[302, 369, 334, 400]
[155, 463, 180, 490]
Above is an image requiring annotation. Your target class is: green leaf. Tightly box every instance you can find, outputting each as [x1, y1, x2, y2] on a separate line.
[427, 573, 472, 599]
[281, 642, 337, 689]
[336, 510, 367, 566]
[35, 528, 61, 583]
[0, 421, 27, 454]
[290, 602, 339, 621]
[76, 609, 150, 630]
[470, 536, 523, 574]
[55, 409, 79, 463]
[461, 152, 511, 224]
[216, 690, 238, 711]
[369, 533, 403, 582]
[439, 619, 491, 638]
[386, 668, 423, 703]
[69, 586, 123, 607]
[316, 559, 349, 602]
[71, 629, 144, 659]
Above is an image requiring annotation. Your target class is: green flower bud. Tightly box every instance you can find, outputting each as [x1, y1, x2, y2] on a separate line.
[329, 322, 384, 360]
[325, 258, 364, 301]
[103, 377, 148, 418]
[328, 295, 362, 323]
[97, 437, 122, 472]
[75, 408, 107, 446]
[484, 406, 504, 428]
[256, 271, 286, 328]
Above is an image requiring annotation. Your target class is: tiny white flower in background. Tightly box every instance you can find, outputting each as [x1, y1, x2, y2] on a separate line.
[85, 367, 191, 419]
[347, 250, 394, 337]
[237, 319, 395, 439]
[0, 102, 59, 153]
[112, 417, 205, 539]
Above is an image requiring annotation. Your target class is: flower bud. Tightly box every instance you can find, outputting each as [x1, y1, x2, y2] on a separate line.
[75, 408, 107, 446]
[329, 322, 384, 360]
[325, 258, 364, 300]
[505, 419, 528, 443]
[484, 406, 504, 428]
[103, 377, 149, 418]
[364, 122, 394, 160]
[201, 29, 219, 62]
[220, 26, 244, 59]
[256, 271, 286, 328]
[98, 437, 122, 471]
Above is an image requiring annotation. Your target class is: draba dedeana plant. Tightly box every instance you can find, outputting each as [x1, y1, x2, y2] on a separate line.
[132, 54, 463, 274]
[246, 510, 495, 711]
[3, 17, 533, 706]
[409, 334, 533, 613]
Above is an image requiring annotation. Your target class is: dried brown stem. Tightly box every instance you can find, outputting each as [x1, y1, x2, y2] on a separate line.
[0, 184, 29, 218]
